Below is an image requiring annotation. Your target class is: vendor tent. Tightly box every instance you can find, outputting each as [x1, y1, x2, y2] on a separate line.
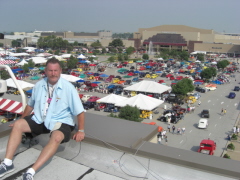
[0, 60, 17, 65]
[11, 53, 30, 56]
[16, 59, 28, 66]
[27, 57, 47, 64]
[115, 94, 164, 111]
[61, 74, 82, 82]
[6, 78, 35, 89]
[96, 94, 127, 104]
[77, 54, 87, 59]
[124, 80, 171, 94]
[0, 98, 23, 114]
[61, 54, 72, 58]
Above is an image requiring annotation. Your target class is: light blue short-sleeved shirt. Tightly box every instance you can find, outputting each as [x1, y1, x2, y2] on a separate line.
[28, 77, 84, 130]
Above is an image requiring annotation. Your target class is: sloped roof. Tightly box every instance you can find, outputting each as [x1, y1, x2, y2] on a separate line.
[115, 94, 164, 110]
[96, 94, 127, 104]
[123, 80, 171, 94]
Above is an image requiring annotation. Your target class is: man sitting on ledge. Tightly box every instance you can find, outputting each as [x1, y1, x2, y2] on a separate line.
[0, 58, 85, 180]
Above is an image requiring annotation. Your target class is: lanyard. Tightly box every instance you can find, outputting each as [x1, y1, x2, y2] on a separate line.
[47, 81, 55, 105]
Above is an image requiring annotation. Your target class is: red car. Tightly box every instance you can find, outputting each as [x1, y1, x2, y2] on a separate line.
[169, 76, 175, 80]
[166, 74, 173, 78]
[158, 80, 165, 84]
[87, 96, 100, 102]
[176, 76, 183, 80]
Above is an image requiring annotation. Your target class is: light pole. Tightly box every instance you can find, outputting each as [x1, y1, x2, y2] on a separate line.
[135, 33, 140, 58]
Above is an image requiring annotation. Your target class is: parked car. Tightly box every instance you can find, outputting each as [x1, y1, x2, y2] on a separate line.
[81, 95, 92, 103]
[193, 93, 201, 100]
[234, 86, 240, 91]
[83, 102, 96, 110]
[198, 119, 208, 129]
[201, 110, 210, 118]
[198, 139, 216, 155]
[87, 96, 100, 102]
[104, 104, 116, 112]
[205, 86, 216, 91]
[228, 92, 236, 99]
[195, 86, 206, 93]
[157, 110, 184, 124]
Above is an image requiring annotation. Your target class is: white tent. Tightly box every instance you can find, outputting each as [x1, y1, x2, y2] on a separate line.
[61, 74, 82, 82]
[77, 54, 86, 59]
[11, 53, 30, 57]
[96, 94, 127, 104]
[48, 55, 65, 61]
[27, 57, 47, 64]
[61, 54, 72, 58]
[16, 59, 28, 66]
[124, 80, 171, 94]
[6, 78, 35, 89]
[36, 53, 52, 57]
[115, 94, 164, 111]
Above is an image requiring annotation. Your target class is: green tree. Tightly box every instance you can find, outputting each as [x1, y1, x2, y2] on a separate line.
[108, 56, 115, 63]
[59, 61, 66, 69]
[28, 59, 35, 68]
[217, 60, 229, 69]
[118, 48, 123, 53]
[118, 105, 141, 122]
[102, 48, 107, 54]
[172, 78, 194, 95]
[179, 51, 189, 61]
[200, 67, 217, 80]
[0, 70, 10, 80]
[73, 41, 79, 47]
[88, 57, 94, 63]
[196, 53, 204, 61]
[118, 54, 123, 62]
[126, 46, 135, 55]
[22, 64, 30, 73]
[109, 39, 123, 47]
[11, 40, 20, 47]
[93, 50, 100, 55]
[142, 54, 149, 60]
[67, 55, 78, 69]
[0, 43, 3, 47]
[54, 49, 60, 55]
[124, 54, 129, 60]
[91, 40, 102, 48]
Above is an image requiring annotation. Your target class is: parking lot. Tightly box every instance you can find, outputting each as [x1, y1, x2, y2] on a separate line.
[0, 57, 239, 157]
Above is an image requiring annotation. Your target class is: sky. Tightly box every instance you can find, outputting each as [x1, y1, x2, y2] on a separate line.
[0, 0, 239, 34]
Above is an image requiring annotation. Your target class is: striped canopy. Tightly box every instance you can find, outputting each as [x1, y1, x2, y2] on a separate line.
[0, 60, 17, 65]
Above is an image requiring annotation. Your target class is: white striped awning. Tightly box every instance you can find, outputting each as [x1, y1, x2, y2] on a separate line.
[0, 60, 17, 65]
[0, 98, 23, 114]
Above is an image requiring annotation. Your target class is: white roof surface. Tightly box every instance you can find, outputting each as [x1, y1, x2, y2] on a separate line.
[124, 80, 171, 94]
[115, 94, 164, 110]
[6, 78, 34, 89]
[61, 74, 82, 82]
[96, 94, 128, 104]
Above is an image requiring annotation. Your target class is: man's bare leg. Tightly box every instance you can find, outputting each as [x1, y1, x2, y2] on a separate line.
[31, 130, 64, 172]
[5, 119, 31, 160]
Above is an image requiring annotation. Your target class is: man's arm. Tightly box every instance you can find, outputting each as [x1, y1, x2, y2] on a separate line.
[72, 112, 85, 142]
[21, 105, 34, 118]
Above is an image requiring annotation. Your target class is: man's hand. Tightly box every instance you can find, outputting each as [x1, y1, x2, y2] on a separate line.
[9, 122, 15, 127]
[72, 131, 85, 142]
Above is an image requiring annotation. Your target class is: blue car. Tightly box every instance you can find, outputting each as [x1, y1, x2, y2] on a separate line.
[228, 92, 236, 99]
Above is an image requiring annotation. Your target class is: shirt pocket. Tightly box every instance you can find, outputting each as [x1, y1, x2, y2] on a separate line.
[52, 100, 68, 116]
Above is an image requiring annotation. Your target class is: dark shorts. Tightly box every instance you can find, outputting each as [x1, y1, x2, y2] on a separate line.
[24, 115, 75, 143]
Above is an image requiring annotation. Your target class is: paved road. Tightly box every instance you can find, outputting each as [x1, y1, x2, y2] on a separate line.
[149, 73, 239, 157]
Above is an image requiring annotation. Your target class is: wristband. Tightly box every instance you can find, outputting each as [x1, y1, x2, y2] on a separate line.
[78, 130, 84, 133]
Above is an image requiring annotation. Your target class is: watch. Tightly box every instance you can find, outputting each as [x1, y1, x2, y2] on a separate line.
[78, 130, 84, 133]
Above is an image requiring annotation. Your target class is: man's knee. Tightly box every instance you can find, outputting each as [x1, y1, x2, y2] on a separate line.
[12, 119, 30, 132]
[51, 131, 64, 144]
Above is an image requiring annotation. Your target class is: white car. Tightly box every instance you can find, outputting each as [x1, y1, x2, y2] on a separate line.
[81, 95, 92, 103]
[205, 86, 216, 91]
[198, 119, 208, 129]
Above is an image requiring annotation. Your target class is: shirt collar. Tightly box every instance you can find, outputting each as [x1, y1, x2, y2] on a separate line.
[43, 77, 63, 90]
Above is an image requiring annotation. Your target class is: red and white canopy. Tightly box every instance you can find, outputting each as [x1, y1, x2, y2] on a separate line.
[0, 98, 23, 114]
[0, 60, 17, 65]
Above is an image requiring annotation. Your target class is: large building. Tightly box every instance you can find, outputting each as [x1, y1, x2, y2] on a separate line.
[134, 25, 240, 56]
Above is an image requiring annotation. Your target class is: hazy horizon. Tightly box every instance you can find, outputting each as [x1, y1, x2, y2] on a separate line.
[0, 0, 239, 34]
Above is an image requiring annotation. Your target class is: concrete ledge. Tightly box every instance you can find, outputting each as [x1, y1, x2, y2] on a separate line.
[0, 122, 11, 138]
